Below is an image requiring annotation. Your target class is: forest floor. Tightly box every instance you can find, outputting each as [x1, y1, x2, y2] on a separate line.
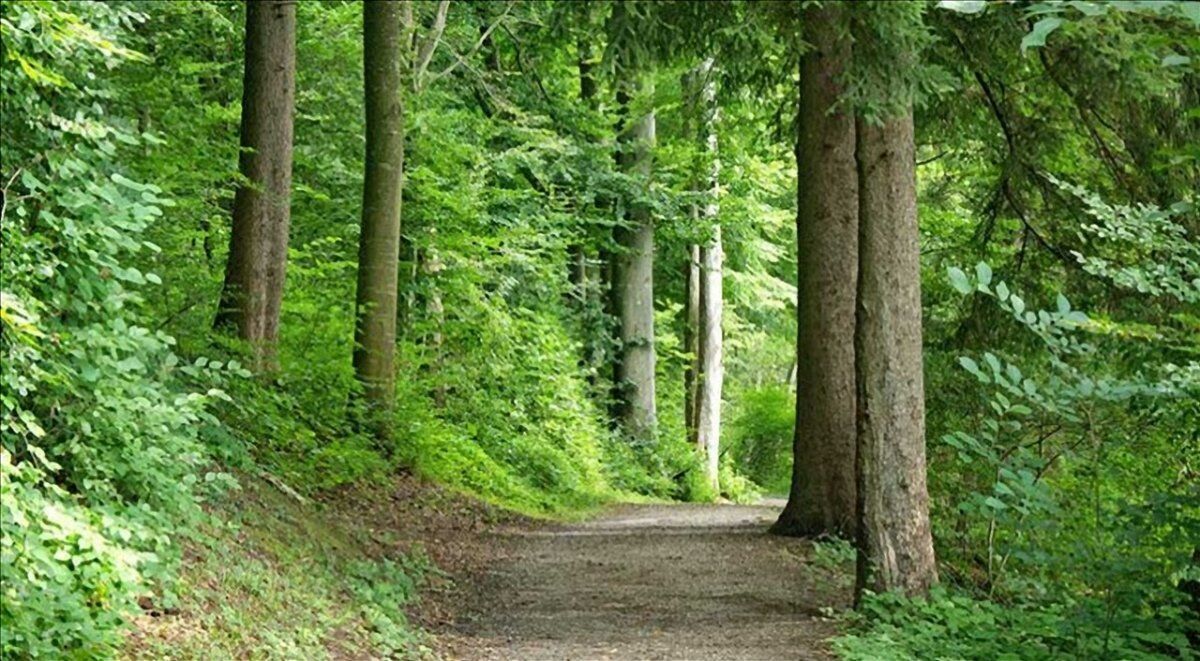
[435, 500, 851, 660]
[124, 476, 851, 659]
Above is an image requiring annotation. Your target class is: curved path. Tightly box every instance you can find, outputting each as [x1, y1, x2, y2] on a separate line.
[443, 501, 851, 660]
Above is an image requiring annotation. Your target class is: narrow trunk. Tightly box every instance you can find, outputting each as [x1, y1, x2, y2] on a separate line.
[353, 0, 406, 437]
[214, 0, 296, 371]
[612, 75, 658, 443]
[692, 57, 722, 494]
[696, 231, 723, 494]
[683, 242, 700, 445]
[854, 112, 938, 597]
[773, 3, 859, 538]
[423, 245, 446, 409]
[567, 37, 593, 299]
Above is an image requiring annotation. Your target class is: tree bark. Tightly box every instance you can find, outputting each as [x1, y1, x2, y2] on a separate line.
[612, 74, 657, 444]
[854, 112, 938, 597]
[773, 3, 859, 538]
[691, 57, 722, 494]
[353, 0, 406, 437]
[683, 242, 700, 445]
[214, 0, 296, 372]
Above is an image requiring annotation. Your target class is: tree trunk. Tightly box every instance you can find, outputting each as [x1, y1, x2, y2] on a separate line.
[683, 242, 700, 445]
[612, 74, 657, 444]
[567, 36, 593, 300]
[422, 244, 446, 408]
[854, 112, 938, 597]
[692, 57, 722, 494]
[697, 231, 723, 494]
[353, 0, 406, 437]
[773, 3, 859, 538]
[214, 0, 296, 371]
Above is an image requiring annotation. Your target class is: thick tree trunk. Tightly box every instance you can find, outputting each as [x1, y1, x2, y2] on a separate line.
[683, 242, 700, 445]
[773, 4, 859, 538]
[612, 77, 657, 443]
[215, 0, 296, 371]
[854, 112, 938, 597]
[353, 0, 406, 437]
[692, 57, 722, 494]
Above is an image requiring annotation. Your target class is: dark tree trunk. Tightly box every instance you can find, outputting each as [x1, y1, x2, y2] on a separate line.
[854, 112, 938, 597]
[215, 0, 296, 371]
[353, 0, 406, 438]
[773, 3, 859, 539]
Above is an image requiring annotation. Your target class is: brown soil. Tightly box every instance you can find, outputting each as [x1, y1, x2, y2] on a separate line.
[432, 499, 852, 660]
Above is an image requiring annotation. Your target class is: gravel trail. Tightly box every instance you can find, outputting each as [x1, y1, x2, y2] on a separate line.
[443, 501, 851, 660]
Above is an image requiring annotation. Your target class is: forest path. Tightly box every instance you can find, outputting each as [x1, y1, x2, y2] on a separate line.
[441, 500, 850, 660]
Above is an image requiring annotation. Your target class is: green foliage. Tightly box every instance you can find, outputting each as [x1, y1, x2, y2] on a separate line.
[725, 386, 794, 493]
[128, 481, 433, 659]
[5, 0, 1198, 657]
[837, 587, 1196, 660]
[0, 2, 235, 655]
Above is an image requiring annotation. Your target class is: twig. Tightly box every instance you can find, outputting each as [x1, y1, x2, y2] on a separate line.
[413, 0, 450, 90]
[429, 2, 513, 85]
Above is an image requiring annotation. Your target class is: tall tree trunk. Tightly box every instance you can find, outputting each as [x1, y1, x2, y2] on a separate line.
[422, 244, 446, 408]
[353, 0, 406, 438]
[214, 0, 296, 371]
[683, 242, 700, 445]
[773, 3, 859, 538]
[854, 112, 938, 597]
[612, 75, 658, 443]
[691, 57, 722, 494]
[567, 37, 591, 298]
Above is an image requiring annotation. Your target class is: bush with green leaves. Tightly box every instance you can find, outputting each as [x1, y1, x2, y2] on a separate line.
[1, 3, 232, 655]
[725, 386, 794, 493]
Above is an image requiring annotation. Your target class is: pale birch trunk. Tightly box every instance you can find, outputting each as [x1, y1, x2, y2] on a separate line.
[692, 58, 723, 494]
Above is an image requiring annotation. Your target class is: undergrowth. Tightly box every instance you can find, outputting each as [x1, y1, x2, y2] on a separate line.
[125, 478, 434, 659]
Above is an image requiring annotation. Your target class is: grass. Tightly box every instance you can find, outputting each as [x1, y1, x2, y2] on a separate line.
[123, 478, 435, 660]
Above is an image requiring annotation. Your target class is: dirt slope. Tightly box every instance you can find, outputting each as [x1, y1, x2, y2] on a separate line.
[440, 501, 851, 660]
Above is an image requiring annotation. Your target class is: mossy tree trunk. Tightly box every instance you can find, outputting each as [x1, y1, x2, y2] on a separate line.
[353, 0, 408, 439]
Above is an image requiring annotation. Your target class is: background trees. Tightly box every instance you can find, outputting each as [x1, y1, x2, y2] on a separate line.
[2, 0, 1196, 657]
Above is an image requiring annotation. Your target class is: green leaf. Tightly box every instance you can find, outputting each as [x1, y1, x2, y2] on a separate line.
[1022, 17, 1063, 52]
[975, 262, 993, 287]
[1162, 54, 1191, 68]
[937, 0, 988, 13]
[1010, 295, 1026, 315]
[110, 172, 144, 190]
[996, 281, 1010, 302]
[1056, 293, 1071, 314]
[1066, 1, 1107, 17]
[1180, 2, 1200, 26]
[948, 267, 972, 294]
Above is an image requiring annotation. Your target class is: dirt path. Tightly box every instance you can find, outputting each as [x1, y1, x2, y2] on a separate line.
[441, 500, 852, 660]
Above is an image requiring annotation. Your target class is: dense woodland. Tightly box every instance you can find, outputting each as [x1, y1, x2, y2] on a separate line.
[1, 0, 1198, 658]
